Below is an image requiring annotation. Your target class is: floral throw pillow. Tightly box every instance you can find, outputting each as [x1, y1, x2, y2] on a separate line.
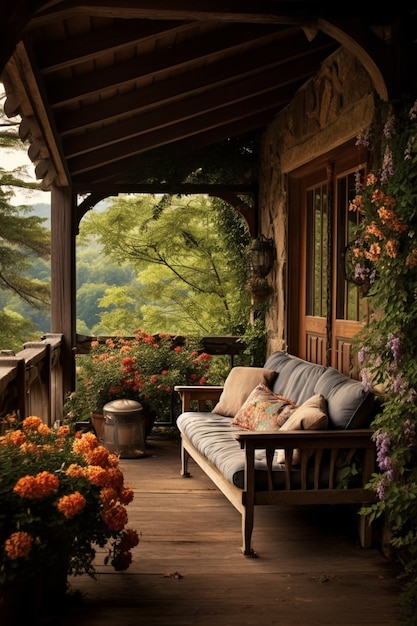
[231, 384, 296, 431]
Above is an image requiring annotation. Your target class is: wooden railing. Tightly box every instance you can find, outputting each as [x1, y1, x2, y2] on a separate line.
[0, 333, 64, 427]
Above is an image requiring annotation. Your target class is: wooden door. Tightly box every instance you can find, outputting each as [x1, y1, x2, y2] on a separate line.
[287, 146, 369, 375]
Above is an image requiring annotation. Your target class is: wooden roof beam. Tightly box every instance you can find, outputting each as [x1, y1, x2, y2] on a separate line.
[55, 31, 336, 134]
[67, 85, 300, 174]
[45, 23, 292, 106]
[62, 65, 309, 158]
[70, 109, 277, 183]
[27, 1, 318, 28]
[37, 19, 195, 73]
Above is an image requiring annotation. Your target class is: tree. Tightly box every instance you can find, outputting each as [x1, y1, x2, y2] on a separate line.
[78, 194, 251, 337]
[0, 87, 51, 350]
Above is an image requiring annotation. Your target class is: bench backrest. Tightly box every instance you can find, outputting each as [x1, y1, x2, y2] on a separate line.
[263, 351, 375, 430]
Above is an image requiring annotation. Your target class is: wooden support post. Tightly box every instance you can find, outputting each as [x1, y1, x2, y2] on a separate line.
[50, 186, 77, 402]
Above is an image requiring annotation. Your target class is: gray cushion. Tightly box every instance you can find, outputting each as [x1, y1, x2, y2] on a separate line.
[264, 351, 374, 429]
[177, 411, 332, 489]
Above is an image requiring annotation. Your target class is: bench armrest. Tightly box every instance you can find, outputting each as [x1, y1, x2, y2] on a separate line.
[174, 385, 223, 412]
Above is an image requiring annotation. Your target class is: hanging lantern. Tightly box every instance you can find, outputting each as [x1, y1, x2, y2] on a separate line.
[247, 235, 275, 278]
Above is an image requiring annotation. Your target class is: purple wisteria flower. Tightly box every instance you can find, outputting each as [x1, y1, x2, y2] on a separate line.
[386, 333, 401, 361]
[376, 480, 385, 500]
[357, 347, 367, 365]
[360, 368, 373, 392]
[404, 141, 413, 160]
[409, 99, 417, 120]
[375, 432, 394, 482]
[403, 419, 416, 448]
[391, 374, 408, 396]
[354, 169, 363, 194]
[380, 145, 395, 182]
[383, 114, 396, 140]
[355, 129, 370, 149]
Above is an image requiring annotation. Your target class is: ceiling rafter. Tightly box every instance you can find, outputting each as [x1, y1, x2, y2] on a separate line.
[44, 23, 291, 107]
[2, 2, 400, 191]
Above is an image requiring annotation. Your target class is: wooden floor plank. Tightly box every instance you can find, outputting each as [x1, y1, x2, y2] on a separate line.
[58, 435, 400, 626]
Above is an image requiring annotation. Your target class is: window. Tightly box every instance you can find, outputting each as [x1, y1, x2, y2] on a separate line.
[306, 183, 328, 317]
[336, 168, 366, 321]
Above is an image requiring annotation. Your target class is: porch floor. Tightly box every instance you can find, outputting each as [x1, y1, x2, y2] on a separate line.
[60, 432, 400, 626]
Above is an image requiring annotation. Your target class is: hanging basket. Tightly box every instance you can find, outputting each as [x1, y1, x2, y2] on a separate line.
[247, 276, 271, 301]
[340, 242, 376, 296]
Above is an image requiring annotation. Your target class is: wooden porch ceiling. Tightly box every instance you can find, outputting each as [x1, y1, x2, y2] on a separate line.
[0, 2, 403, 194]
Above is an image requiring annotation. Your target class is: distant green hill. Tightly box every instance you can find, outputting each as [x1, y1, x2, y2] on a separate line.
[32, 203, 50, 228]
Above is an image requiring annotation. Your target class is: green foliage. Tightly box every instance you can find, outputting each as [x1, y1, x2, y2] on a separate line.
[79, 194, 252, 337]
[127, 132, 260, 185]
[0, 96, 51, 349]
[352, 96, 417, 624]
[65, 331, 213, 423]
[0, 309, 39, 352]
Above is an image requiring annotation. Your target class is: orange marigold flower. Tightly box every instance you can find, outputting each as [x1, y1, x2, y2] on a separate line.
[4, 531, 33, 559]
[37, 423, 51, 435]
[100, 487, 119, 507]
[91, 340, 100, 348]
[72, 432, 99, 454]
[8, 430, 27, 446]
[87, 465, 109, 487]
[86, 445, 112, 468]
[19, 441, 38, 455]
[22, 416, 43, 431]
[56, 425, 71, 437]
[174, 346, 182, 353]
[150, 375, 158, 383]
[57, 491, 86, 518]
[105, 467, 125, 490]
[66, 463, 86, 479]
[107, 453, 120, 467]
[112, 550, 132, 571]
[118, 528, 140, 551]
[14, 471, 60, 499]
[119, 486, 134, 505]
[103, 504, 128, 531]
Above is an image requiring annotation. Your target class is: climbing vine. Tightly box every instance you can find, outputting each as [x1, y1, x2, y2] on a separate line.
[349, 96, 417, 624]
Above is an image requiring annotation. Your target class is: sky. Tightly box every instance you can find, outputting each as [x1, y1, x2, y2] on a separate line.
[1, 146, 50, 206]
[1, 84, 50, 207]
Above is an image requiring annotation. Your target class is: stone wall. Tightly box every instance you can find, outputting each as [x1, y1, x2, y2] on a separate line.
[259, 47, 376, 355]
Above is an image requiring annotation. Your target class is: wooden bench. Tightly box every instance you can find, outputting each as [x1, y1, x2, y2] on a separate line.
[175, 352, 377, 556]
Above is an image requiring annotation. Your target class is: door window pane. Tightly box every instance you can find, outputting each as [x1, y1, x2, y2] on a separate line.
[306, 184, 328, 317]
[336, 169, 365, 321]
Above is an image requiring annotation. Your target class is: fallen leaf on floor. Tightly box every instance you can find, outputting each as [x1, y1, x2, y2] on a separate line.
[164, 571, 183, 579]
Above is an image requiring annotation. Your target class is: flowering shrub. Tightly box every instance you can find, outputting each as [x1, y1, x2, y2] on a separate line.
[0, 415, 139, 587]
[350, 97, 417, 623]
[65, 330, 212, 423]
